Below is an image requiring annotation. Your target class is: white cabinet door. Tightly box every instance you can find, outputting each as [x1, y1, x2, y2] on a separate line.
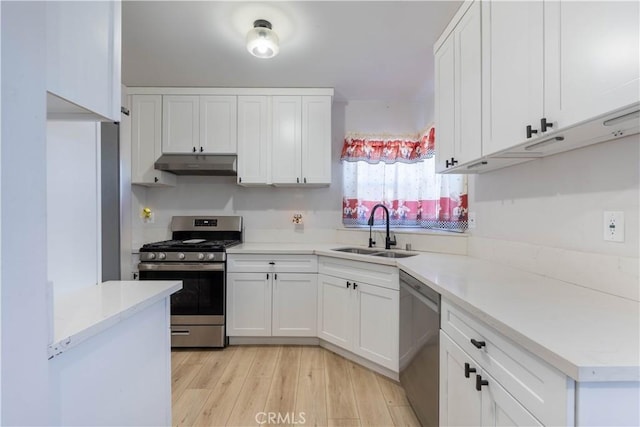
[317, 274, 352, 348]
[131, 95, 176, 187]
[200, 96, 237, 154]
[435, 2, 482, 173]
[272, 273, 317, 337]
[226, 272, 271, 336]
[440, 332, 482, 426]
[301, 96, 332, 184]
[435, 32, 456, 173]
[481, 1, 544, 156]
[46, 0, 121, 121]
[353, 282, 399, 371]
[481, 370, 543, 426]
[271, 96, 302, 184]
[544, 1, 640, 130]
[455, 1, 482, 165]
[162, 95, 200, 154]
[237, 96, 270, 185]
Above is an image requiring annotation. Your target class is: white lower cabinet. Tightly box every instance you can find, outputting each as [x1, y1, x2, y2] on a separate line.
[440, 331, 542, 426]
[272, 273, 317, 336]
[226, 272, 271, 336]
[317, 274, 353, 348]
[226, 255, 317, 337]
[318, 257, 399, 371]
[440, 299, 572, 426]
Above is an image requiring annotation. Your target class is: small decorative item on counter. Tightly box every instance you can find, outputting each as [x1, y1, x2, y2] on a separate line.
[292, 213, 303, 224]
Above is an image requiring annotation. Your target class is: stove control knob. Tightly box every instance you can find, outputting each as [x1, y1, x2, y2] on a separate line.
[206, 253, 215, 260]
[177, 253, 185, 260]
[158, 252, 166, 260]
[147, 253, 156, 260]
[197, 253, 205, 260]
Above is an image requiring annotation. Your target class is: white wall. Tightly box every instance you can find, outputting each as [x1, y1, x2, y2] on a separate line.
[47, 122, 101, 297]
[1, 2, 51, 424]
[132, 99, 433, 247]
[468, 135, 639, 299]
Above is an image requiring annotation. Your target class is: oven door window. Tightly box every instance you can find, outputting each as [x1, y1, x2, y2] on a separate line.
[198, 271, 224, 315]
[139, 270, 224, 316]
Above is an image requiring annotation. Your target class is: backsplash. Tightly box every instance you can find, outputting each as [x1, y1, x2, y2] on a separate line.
[468, 236, 639, 301]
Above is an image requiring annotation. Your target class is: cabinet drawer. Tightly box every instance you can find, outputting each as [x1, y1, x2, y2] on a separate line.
[227, 254, 317, 273]
[318, 256, 398, 290]
[441, 300, 570, 426]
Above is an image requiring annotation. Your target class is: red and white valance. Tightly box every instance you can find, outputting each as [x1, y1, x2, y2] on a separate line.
[340, 126, 435, 164]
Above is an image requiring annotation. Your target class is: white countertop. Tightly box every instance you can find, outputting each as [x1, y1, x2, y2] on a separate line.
[228, 243, 640, 382]
[49, 280, 182, 359]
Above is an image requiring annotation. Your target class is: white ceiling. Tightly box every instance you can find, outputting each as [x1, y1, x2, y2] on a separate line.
[122, 1, 462, 102]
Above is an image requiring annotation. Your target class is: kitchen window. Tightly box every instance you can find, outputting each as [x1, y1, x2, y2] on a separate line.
[341, 126, 468, 232]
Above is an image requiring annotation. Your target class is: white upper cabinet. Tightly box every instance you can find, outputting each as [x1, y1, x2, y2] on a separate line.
[131, 95, 176, 187]
[162, 95, 200, 154]
[46, 0, 121, 121]
[481, 0, 544, 156]
[272, 95, 332, 186]
[435, 1, 482, 173]
[544, 1, 640, 130]
[301, 96, 332, 185]
[436, 0, 638, 173]
[271, 96, 303, 184]
[237, 96, 271, 185]
[200, 96, 237, 154]
[162, 95, 237, 154]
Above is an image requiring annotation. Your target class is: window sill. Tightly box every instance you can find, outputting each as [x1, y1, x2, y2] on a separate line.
[337, 226, 468, 237]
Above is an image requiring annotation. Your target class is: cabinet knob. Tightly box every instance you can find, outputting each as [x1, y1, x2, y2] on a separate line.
[475, 374, 489, 391]
[526, 125, 538, 139]
[464, 362, 477, 378]
[540, 117, 554, 132]
[346, 281, 351, 288]
[200, 146, 204, 152]
[304, 177, 307, 184]
[268, 261, 275, 265]
[470, 338, 486, 349]
[267, 273, 269, 280]
[353, 282, 358, 289]
[192, 147, 197, 153]
[297, 177, 300, 183]
[154, 176, 159, 183]
[239, 177, 242, 184]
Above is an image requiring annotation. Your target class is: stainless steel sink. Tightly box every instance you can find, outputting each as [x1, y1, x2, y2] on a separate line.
[332, 247, 418, 258]
[371, 251, 417, 258]
[332, 247, 380, 255]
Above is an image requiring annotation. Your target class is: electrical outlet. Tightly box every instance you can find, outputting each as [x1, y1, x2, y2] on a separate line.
[603, 211, 624, 242]
[468, 212, 476, 229]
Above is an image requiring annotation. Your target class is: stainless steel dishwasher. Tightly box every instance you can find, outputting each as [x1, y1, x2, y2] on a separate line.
[399, 270, 440, 427]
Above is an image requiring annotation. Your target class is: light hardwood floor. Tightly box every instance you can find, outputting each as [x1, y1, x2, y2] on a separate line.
[172, 346, 420, 427]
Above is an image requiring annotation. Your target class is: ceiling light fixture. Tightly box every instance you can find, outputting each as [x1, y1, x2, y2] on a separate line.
[246, 19, 279, 59]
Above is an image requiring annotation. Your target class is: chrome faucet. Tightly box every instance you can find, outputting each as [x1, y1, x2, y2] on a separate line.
[367, 204, 397, 250]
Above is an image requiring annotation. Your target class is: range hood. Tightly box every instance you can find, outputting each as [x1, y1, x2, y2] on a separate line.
[154, 154, 237, 176]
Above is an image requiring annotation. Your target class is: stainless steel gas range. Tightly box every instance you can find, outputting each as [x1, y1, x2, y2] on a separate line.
[137, 216, 242, 348]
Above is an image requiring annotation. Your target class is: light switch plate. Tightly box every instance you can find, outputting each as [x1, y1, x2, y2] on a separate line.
[603, 211, 624, 242]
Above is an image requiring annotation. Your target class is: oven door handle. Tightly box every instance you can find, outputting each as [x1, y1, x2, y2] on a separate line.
[138, 263, 225, 272]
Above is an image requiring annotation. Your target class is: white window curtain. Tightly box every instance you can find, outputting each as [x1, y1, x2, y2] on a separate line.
[341, 126, 468, 231]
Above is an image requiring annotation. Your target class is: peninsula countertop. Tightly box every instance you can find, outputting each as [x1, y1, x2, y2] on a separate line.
[49, 280, 182, 359]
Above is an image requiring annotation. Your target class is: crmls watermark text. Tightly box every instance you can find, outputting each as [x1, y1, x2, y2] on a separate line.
[255, 412, 306, 425]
